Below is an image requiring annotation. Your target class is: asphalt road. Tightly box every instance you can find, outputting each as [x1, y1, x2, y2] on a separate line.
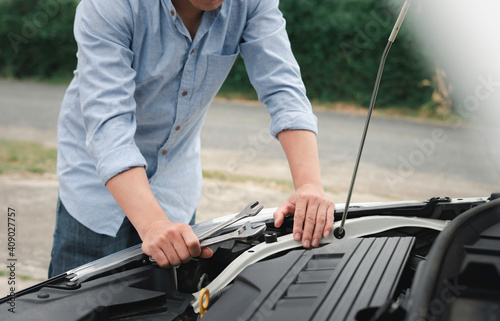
[202, 98, 500, 189]
[1, 78, 499, 197]
[0, 79, 499, 293]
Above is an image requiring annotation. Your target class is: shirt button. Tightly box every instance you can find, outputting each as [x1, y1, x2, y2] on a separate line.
[190, 49, 194, 54]
[175, 126, 181, 131]
[170, 10, 174, 16]
[162, 150, 167, 156]
[182, 91, 188, 96]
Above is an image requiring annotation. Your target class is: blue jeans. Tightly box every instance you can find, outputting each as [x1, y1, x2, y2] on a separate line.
[48, 198, 196, 278]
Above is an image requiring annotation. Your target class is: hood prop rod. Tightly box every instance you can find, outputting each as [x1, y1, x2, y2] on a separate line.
[335, 0, 412, 239]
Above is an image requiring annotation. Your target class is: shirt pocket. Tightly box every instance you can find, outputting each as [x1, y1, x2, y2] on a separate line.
[200, 50, 240, 105]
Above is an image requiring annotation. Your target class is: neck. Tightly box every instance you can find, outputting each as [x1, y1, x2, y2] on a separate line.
[171, 0, 204, 40]
[171, 0, 203, 19]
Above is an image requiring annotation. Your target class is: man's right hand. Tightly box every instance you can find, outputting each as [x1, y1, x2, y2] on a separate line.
[105, 167, 213, 268]
[141, 219, 213, 268]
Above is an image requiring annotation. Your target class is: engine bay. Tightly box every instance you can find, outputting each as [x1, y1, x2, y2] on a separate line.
[2, 196, 499, 321]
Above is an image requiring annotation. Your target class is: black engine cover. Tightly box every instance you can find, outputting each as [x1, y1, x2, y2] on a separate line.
[204, 236, 415, 321]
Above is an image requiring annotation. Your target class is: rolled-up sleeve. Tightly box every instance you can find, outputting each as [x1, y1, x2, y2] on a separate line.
[74, 0, 146, 185]
[240, 0, 318, 138]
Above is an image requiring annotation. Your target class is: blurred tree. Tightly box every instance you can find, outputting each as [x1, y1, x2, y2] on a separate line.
[222, 0, 434, 109]
[0, 0, 435, 109]
[0, 0, 78, 79]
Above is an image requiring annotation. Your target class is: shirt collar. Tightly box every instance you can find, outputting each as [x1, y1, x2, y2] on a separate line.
[164, 0, 223, 20]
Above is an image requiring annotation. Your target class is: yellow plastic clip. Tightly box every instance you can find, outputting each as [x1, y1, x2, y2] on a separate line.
[199, 288, 210, 318]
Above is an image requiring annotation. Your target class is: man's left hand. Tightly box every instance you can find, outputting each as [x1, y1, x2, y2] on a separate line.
[274, 183, 334, 248]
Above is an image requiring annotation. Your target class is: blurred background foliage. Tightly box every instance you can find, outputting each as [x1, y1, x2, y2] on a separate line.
[223, 0, 437, 111]
[0, 0, 78, 80]
[0, 0, 442, 112]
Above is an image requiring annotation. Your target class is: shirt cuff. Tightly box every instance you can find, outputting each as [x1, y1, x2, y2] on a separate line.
[95, 144, 148, 185]
[270, 110, 318, 138]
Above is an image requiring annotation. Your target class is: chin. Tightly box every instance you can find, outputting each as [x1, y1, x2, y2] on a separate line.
[191, 0, 225, 11]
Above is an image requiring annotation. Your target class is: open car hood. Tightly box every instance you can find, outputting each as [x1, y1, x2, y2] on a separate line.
[2, 195, 499, 321]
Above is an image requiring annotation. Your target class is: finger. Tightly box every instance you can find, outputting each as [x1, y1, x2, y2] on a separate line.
[293, 195, 308, 241]
[200, 247, 213, 258]
[172, 238, 192, 264]
[162, 240, 182, 267]
[273, 203, 287, 228]
[181, 225, 202, 258]
[142, 238, 170, 268]
[274, 200, 294, 228]
[145, 244, 171, 268]
[311, 201, 328, 247]
[324, 202, 335, 238]
[301, 197, 319, 248]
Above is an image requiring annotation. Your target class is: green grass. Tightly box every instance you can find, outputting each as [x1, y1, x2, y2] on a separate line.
[202, 169, 340, 194]
[0, 140, 292, 189]
[0, 270, 36, 281]
[216, 88, 258, 101]
[0, 140, 341, 197]
[0, 140, 57, 174]
[310, 100, 458, 123]
[1, 74, 73, 86]
[202, 170, 295, 192]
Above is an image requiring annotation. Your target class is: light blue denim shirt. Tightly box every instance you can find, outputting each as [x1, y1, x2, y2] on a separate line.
[57, 0, 318, 236]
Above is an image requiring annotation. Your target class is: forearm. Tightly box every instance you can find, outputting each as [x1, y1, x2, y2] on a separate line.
[277, 129, 323, 189]
[105, 166, 212, 267]
[105, 166, 169, 239]
[275, 129, 334, 248]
